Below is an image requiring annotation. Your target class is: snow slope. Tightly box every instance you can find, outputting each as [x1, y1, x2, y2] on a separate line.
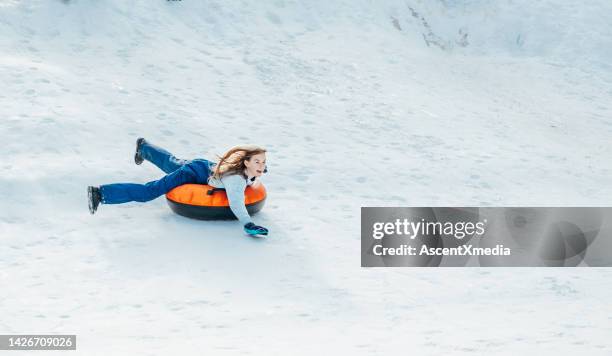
[1, 1, 612, 355]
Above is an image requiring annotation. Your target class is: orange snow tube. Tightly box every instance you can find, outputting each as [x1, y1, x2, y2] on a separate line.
[166, 184, 267, 220]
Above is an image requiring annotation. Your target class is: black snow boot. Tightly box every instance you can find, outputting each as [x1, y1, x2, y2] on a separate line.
[134, 137, 146, 165]
[88, 186, 102, 215]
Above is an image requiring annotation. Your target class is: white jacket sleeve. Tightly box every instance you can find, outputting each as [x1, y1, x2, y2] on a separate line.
[220, 174, 252, 225]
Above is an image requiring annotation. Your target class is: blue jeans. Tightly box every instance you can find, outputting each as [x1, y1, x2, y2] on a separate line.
[100, 141, 214, 204]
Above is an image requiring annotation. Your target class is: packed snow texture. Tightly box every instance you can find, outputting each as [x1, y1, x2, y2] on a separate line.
[1, 0, 612, 355]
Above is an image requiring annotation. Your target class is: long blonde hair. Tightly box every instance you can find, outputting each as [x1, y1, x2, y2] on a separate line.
[211, 144, 267, 180]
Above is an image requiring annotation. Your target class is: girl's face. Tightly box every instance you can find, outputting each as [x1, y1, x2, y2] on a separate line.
[244, 153, 267, 178]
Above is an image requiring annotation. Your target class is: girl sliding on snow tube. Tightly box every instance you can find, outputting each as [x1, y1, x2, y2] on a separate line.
[87, 139, 269, 236]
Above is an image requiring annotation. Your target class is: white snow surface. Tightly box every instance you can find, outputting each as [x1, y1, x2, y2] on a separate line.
[1, 1, 612, 355]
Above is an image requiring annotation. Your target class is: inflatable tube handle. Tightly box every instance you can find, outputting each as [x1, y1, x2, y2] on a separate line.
[207, 187, 226, 195]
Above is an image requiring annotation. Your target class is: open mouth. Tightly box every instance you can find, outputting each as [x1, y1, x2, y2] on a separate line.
[256, 170, 263, 174]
